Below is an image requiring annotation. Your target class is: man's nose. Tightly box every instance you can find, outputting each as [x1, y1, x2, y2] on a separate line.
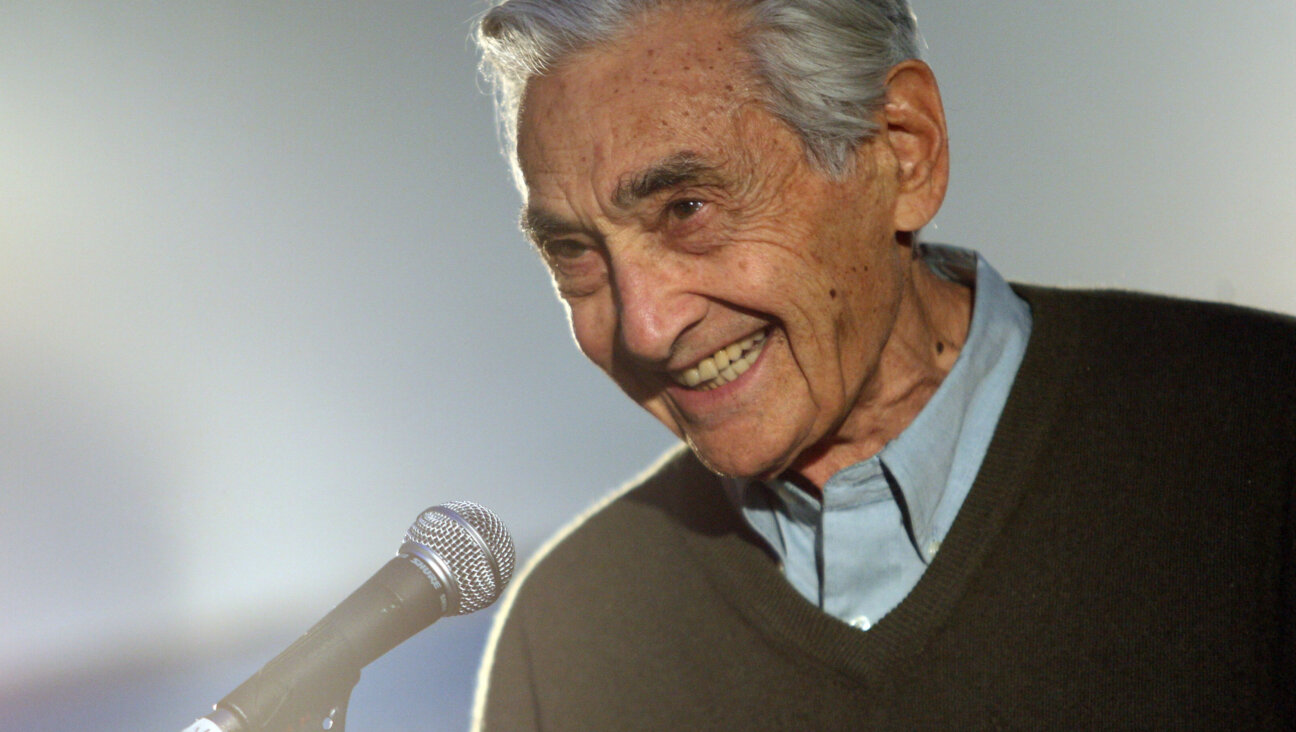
[611, 249, 705, 365]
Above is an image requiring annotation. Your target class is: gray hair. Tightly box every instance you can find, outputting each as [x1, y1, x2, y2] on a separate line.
[476, 0, 921, 184]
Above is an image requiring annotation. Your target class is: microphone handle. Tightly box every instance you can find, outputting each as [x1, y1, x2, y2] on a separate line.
[186, 554, 450, 731]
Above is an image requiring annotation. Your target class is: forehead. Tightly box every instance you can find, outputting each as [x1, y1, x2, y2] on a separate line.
[515, 4, 759, 198]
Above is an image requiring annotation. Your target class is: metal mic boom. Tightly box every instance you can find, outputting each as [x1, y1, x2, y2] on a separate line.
[183, 501, 515, 732]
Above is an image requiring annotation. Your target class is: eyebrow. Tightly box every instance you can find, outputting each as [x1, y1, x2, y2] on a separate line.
[518, 208, 576, 248]
[611, 151, 712, 209]
[518, 151, 718, 246]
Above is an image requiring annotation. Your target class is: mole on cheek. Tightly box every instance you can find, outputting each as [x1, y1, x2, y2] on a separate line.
[829, 288, 837, 299]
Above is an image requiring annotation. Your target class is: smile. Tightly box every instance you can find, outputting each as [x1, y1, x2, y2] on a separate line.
[670, 329, 768, 390]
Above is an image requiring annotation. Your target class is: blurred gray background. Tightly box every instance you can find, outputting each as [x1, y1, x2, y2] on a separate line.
[1, 2, 1292, 730]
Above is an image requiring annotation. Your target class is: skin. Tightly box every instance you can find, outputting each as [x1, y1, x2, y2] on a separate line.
[515, 3, 970, 491]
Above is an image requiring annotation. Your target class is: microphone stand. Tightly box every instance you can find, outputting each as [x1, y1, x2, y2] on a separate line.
[196, 690, 353, 732]
[187, 627, 362, 732]
[183, 501, 516, 732]
[213, 672, 356, 731]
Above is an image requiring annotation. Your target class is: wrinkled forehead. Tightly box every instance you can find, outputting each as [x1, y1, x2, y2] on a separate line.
[514, 4, 760, 198]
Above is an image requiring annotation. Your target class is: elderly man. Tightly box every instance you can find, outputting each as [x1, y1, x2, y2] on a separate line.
[471, 0, 1295, 728]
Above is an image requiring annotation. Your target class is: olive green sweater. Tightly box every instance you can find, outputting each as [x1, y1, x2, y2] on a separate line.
[474, 287, 1296, 730]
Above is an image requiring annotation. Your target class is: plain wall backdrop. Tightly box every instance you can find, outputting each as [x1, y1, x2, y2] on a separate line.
[1, 2, 1292, 729]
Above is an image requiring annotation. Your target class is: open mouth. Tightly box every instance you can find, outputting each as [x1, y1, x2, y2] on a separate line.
[669, 329, 768, 390]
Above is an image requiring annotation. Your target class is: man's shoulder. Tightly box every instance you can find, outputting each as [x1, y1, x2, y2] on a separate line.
[472, 445, 736, 727]
[498, 443, 726, 608]
[1017, 284, 1296, 332]
[1017, 285, 1296, 382]
[1011, 284, 1296, 439]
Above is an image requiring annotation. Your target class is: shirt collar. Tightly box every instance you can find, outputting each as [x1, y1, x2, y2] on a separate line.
[878, 245, 1029, 550]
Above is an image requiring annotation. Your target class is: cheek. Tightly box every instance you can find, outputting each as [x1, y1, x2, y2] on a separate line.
[713, 226, 843, 325]
[567, 297, 617, 372]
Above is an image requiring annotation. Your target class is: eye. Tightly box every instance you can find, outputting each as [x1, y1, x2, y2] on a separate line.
[537, 238, 605, 299]
[541, 238, 590, 261]
[668, 199, 704, 220]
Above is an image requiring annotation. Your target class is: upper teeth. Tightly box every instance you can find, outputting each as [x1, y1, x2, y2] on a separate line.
[673, 330, 767, 390]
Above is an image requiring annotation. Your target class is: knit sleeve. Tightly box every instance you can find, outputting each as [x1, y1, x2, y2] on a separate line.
[1281, 455, 1296, 723]
[471, 598, 541, 731]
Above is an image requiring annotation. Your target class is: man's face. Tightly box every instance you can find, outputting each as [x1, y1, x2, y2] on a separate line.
[515, 5, 911, 480]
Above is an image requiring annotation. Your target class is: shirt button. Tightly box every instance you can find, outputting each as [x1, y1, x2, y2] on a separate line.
[925, 540, 941, 559]
[849, 615, 872, 630]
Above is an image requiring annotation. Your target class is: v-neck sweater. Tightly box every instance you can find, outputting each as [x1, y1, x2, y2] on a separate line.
[474, 285, 1296, 730]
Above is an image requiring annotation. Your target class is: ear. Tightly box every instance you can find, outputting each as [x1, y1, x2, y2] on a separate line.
[872, 60, 949, 233]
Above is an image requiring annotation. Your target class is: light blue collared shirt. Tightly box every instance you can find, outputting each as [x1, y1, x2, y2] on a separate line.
[723, 246, 1031, 630]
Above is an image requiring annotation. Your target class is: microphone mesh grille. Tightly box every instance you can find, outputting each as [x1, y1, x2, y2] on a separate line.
[405, 501, 516, 614]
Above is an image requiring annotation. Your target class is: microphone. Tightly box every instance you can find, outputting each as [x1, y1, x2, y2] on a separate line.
[183, 501, 515, 732]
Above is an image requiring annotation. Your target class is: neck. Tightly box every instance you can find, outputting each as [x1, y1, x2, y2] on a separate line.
[791, 254, 973, 490]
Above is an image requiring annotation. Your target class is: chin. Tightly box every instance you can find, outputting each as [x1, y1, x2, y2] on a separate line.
[685, 437, 789, 481]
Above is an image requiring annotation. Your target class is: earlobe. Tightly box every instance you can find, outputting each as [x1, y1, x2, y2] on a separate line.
[876, 60, 950, 233]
